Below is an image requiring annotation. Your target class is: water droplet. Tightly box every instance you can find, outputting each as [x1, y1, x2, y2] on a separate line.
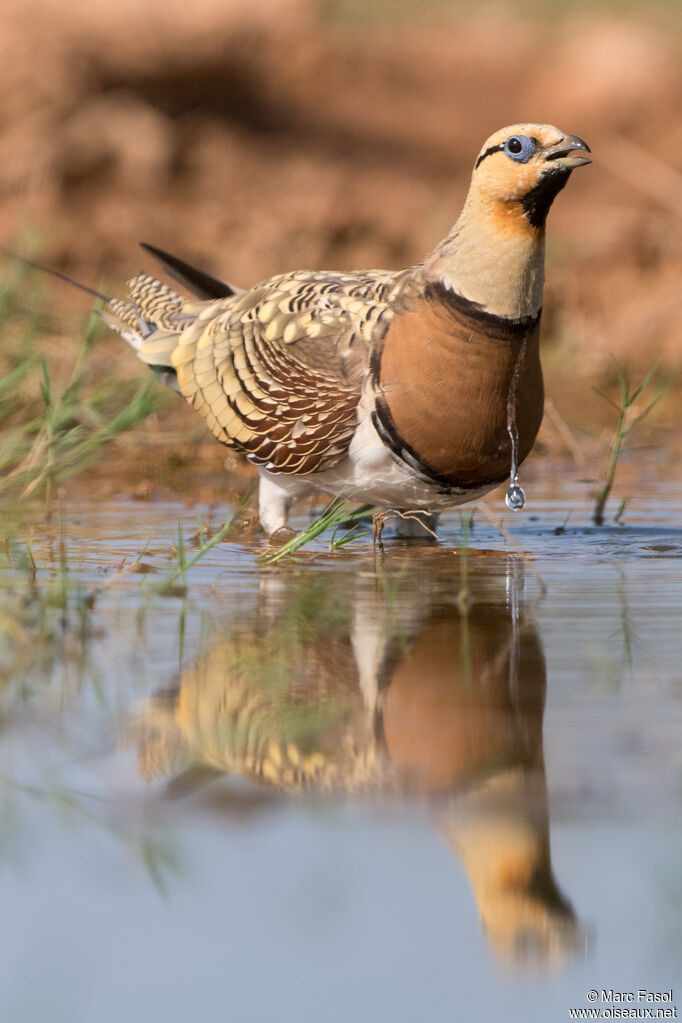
[506, 482, 526, 511]
[504, 338, 531, 513]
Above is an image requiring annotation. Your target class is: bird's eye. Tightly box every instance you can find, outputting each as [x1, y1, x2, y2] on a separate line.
[504, 135, 535, 163]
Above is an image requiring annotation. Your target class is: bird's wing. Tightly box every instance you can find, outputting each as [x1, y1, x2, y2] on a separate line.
[133, 267, 421, 475]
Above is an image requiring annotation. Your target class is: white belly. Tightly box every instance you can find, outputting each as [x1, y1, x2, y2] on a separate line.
[308, 414, 496, 509]
[256, 412, 500, 535]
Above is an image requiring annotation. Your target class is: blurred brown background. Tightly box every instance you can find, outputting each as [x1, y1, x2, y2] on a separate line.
[2, 0, 681, 470]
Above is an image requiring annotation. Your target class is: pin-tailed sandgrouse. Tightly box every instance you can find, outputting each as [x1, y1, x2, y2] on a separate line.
[32, 124, 592, 537]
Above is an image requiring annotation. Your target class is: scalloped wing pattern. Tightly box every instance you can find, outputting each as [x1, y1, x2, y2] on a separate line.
[134, 267, 420, 475]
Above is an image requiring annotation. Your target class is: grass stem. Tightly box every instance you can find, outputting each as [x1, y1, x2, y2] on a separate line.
[592, 362, 658, 526]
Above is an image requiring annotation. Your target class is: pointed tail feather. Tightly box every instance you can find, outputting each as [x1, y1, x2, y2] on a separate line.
[6, 250, 111, 304]
[140, 242, 239, 300]
[6, 250, 180, 389]
[6, 249, 149, 348]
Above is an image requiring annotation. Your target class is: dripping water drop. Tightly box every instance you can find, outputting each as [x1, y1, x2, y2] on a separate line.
[506, 390, 526, 511]
[506, 481, 526, 511]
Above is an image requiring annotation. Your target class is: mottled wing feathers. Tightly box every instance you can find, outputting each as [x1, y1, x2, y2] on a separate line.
[131, 266, 420, 475]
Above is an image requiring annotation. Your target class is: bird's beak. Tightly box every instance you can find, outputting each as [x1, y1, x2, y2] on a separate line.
[544, 135, 592, 170]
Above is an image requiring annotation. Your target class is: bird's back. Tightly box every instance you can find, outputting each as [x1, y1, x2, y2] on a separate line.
[107, 265, 421, 475]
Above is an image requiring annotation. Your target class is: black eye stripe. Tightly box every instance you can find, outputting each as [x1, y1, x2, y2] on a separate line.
[474, 143, 505, 170]
[476, 135, 539, 169]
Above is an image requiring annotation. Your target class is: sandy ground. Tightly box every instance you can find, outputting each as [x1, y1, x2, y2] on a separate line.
[1, 0, 680, 489]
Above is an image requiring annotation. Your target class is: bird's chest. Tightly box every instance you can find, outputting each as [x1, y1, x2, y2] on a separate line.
[373, 296, 544, 491]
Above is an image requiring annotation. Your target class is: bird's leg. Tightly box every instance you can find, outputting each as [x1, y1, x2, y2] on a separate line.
[372, 510, 384, 555]
[258, 472, 310, 541]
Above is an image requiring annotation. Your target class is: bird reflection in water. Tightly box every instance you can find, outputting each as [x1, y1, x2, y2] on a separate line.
[129, 551, 582, 965]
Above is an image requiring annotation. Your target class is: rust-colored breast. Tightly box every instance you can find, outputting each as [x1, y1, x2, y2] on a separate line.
[376, 287, 544, 489]
[382, 610, 546, 792]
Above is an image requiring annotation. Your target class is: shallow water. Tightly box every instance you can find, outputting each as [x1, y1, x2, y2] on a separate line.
[1, 469, 681, 1022]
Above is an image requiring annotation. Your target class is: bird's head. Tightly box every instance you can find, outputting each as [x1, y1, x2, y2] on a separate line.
[471, 124, 591, 229]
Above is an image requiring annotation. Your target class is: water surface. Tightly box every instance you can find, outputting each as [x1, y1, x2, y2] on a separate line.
[1, 470, 681, 1022]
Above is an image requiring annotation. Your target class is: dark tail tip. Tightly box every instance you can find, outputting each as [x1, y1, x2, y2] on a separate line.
[140, 242, 236, 301]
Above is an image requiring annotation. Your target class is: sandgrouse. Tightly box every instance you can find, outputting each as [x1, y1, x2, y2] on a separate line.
[35, 124, 591, 537]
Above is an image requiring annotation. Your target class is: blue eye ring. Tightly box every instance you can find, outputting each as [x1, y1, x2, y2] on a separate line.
[504, 135, 535, 163]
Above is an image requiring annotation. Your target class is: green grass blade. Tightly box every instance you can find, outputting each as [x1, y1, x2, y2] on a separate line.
[261, 499, 374, 564]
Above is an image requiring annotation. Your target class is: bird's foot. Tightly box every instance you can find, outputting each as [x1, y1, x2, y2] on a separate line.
[372, 511, 387, 554]
[267, 525, 297, 547]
